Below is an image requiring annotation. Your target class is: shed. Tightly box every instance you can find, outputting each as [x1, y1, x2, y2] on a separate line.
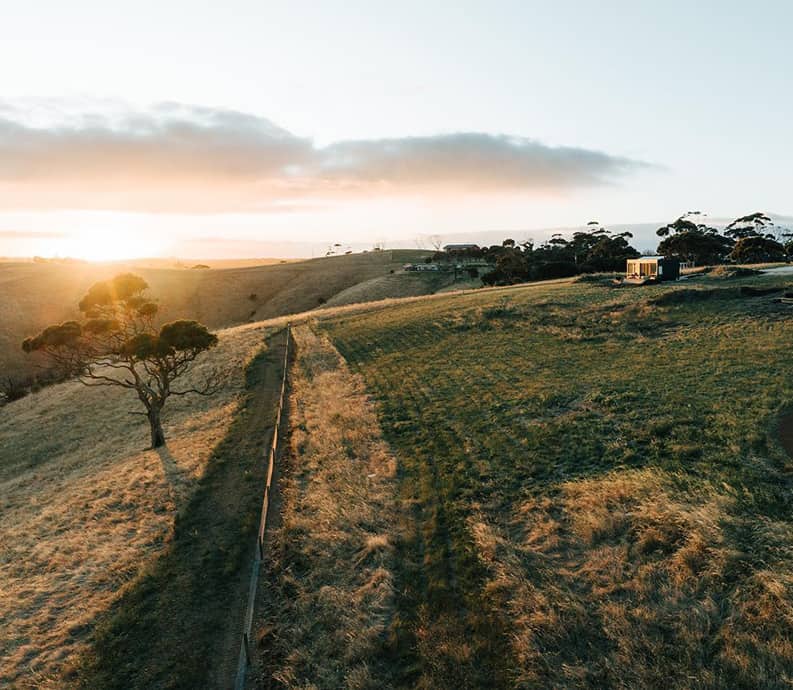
[443, 244, 480, 252]
[626, 256, 680, 282]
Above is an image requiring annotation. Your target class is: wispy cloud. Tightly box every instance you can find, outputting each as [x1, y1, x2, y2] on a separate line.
[0, 102, 653, 213]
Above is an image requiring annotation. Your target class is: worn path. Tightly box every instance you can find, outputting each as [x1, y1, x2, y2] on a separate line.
[76, 329, 288, 690]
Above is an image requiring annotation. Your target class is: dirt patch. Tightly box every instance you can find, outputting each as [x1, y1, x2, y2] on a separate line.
[707, 265, 762, 279]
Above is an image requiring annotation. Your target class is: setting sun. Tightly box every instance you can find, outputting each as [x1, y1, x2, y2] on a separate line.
[52, 227, 168, 262]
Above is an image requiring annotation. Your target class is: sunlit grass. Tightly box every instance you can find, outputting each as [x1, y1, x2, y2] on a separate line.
[322, 273, 793, 687]
[0, 323, 276, 687]
[251, 326, 401, 688]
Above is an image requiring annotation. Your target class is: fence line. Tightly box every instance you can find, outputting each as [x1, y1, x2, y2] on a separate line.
[234, 325, 291, 690]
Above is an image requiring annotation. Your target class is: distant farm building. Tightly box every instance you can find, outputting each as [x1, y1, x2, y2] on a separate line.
[403, 263, 440, 272]
[443, 244, 480, 252]
[626, 256, 680, 282]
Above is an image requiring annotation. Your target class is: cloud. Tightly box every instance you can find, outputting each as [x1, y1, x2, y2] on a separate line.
[0, 102, 652, 212]
[318, 134, 645, 190]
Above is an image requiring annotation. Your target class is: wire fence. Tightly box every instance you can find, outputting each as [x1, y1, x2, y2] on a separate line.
[234, 325, 291, 690]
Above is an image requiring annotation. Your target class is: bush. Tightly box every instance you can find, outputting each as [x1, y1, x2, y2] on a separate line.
[574, 272, 623, 284]
[0, 377, 29, 404]
[530, 261, 579, 281]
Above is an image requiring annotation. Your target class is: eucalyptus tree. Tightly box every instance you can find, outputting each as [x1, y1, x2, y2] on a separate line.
[22, 273, 219, 448]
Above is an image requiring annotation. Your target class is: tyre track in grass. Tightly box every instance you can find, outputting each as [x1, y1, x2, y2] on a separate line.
[333, 327, 513, 689]
[779, 411, 793, 460]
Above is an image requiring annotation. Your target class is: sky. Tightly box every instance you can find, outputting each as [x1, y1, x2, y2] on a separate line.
[0, 0, 791, 259]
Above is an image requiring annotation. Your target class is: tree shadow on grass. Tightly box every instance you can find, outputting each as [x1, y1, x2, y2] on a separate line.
[155, 445, 188, 511]
[72, 329, 288, 690]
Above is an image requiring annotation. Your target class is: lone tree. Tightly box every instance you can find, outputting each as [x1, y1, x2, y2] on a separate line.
[22, 273, 219, 448]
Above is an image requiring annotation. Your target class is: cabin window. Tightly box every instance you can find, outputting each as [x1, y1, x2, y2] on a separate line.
[640, 262, 657, 275]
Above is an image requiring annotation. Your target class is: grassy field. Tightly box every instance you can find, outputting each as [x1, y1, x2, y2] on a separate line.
[5, 265, 793, 688]
[0, 250, 431, 382]
[0, 321, 284, 688]
[316, 272, 793, 688]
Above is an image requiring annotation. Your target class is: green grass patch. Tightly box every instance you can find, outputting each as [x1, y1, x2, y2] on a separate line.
[321, 275, 793, 688]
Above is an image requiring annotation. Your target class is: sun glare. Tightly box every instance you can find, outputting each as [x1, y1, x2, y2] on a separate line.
[56, 228, 166, 262]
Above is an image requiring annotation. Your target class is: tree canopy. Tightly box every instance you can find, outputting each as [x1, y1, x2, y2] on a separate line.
[23, 273, 218, 448]
[729, 236, 786, 264]
[654, 212, 730, 265]
[472, 224, 640, 286]
[655, 211, 791, 266]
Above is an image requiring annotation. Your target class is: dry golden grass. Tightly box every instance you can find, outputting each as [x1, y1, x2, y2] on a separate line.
[0, 321, 277, 688]
[470, 468, 793, 688]
[322, 271, 455, 308]
[252, 324, 400, 689]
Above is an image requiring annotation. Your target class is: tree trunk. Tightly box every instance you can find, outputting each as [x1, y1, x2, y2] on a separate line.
[148, 407, 166, 448]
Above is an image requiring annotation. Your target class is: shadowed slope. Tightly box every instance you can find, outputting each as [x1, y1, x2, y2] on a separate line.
[74, 329, 288, 689]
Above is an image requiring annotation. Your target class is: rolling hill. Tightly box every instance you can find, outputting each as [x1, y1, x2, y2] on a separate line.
[254, 272, 793, 688]
[0, 250, 434, 383]
[3, 269, 793, 688]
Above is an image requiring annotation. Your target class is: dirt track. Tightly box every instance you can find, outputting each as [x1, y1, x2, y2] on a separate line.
[210, 328, 289, 689]
[77, 329, 288, 690]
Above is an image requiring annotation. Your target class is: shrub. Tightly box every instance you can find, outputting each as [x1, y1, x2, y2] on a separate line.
[574, 272, 623, 284]
[0, 377, 29, 404]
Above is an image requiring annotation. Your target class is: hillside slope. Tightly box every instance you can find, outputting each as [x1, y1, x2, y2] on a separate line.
[317, 273, 793, 688]
[6, 272, 793, 688]
[0, 250, 430, 382]
[0, 321, 283, 688]
[322, 270, 457, 308]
